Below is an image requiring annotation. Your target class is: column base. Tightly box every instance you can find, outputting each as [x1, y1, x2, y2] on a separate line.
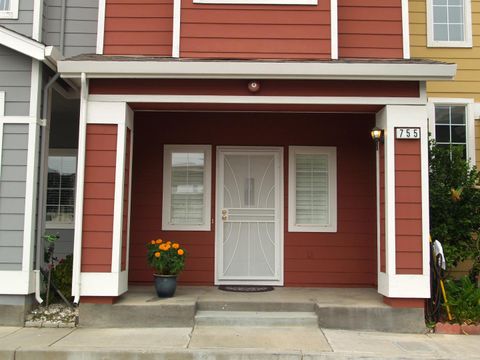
[383, 296, 425, 308]
[81, 296, 118, 305]
[0, 294, 35, 326]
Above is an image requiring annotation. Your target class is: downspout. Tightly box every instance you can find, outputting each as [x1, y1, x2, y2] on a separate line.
[34, 73, 60, 304]
[73, 73, 88, 304]
[59, 0, 66, 55]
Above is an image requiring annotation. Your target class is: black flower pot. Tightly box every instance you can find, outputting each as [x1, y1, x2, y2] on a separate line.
[153, 274, 177, 298]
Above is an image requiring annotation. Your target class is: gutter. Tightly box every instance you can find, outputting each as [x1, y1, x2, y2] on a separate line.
[34, 73, 61, 305]
[73, 73, 88, 304]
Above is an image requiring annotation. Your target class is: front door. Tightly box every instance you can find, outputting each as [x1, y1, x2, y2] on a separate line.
[215, 147, 283, 285]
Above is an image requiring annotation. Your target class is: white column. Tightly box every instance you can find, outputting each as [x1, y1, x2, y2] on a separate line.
[376, 105, 430, 299]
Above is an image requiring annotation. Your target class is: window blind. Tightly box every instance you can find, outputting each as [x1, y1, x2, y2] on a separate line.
[0, 0, 10, 11]
[295, 154, 329, 225]
[170, 152, 205, 225]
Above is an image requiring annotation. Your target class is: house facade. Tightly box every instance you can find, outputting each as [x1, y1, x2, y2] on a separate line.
[0, 0, 98, 325]
[0, 0, 456, 325]
[57, 0, 455, 307]
[409, 0, 480, 166]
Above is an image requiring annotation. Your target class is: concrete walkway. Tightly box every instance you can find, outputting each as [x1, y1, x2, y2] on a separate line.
[0, 325, 479, 360]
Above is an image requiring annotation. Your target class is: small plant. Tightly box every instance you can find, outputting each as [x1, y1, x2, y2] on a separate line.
[43, 233, 60, 306]
[146, 238, 186, 275]
[444, 276, 480, 325]
[51, 255, 73, 300]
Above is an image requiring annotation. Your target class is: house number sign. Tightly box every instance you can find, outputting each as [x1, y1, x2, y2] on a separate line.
[395, 127, 420, 139]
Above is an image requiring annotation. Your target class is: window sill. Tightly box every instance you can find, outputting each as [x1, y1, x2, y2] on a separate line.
[427, 41, 472, 48]
[288, 224, 337, 233]
[45, 223, 75, 230]
[0, 12, 18, 19]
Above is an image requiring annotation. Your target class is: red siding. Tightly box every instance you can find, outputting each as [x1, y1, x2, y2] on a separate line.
[89, 79, 419, 98]
[82, 125, 118, 272]
[338, 0, 403, 59]
[395, 138, 422, 274]
[121, 129, 132, 271]
[104, 0, 173, 56]
[180, 0, 330, 59]
[379, 142, 385, 273]
[129, 112, 377, 287]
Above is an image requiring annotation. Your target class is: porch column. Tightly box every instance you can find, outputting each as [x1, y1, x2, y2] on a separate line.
[376, 105, 430, 307]
[72, 100, 133, 303]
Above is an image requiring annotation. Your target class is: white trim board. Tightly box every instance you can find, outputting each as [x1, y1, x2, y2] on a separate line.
[96, 0, 106, 54]
[32, 0, 44, 41]
[88, 94, 428, 106]
[58, 60, 456, 81]
[79, 271, 128, 296]
[401, 0, 410, 59]
[330, 0, 338, 60]
[0, 26, 45, 60]
[0, 91, 4, 116]
[172, 0, 181, 57]
[0, 271, 35, 294]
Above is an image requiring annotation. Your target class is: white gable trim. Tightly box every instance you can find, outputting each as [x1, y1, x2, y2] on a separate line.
[0, 26, 45, 60]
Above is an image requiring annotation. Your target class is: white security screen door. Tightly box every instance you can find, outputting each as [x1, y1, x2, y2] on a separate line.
[216, 147, 283, 285]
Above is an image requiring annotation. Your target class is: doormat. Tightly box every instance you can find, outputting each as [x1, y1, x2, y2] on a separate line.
[218, 285, 274, 293]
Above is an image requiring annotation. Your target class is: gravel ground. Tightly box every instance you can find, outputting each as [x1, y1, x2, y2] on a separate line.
[25, 303, 78, 328]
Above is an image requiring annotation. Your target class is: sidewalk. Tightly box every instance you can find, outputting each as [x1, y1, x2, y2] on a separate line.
[1, 325, 479, 360]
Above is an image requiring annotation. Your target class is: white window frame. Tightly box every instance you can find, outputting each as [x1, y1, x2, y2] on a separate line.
[194, 0, 316, 5]
[427, 0, 472, 48]
[162, 144, 212, 231]
[45, 148, 77, 229]
[288, 146, 337, 233]
[427, 98, 476, 164]
[0, 91, 4, 116]
[0, 0, 19, 19]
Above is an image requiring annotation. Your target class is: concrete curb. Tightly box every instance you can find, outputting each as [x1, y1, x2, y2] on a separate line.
[0, 349, 15, 360]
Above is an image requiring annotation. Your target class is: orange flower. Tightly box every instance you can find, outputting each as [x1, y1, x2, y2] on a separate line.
[177, 249, 184, 256]
[158, 245, 163, 250]
[159, 244, 167, 251]
[154, 252, 161, 258]
[172, 243, 179, 249]
[165, 244, 171, 250]
[150, 240, 156, 245]
[156, 239, 163, 244]
[167, 241, 172, 245]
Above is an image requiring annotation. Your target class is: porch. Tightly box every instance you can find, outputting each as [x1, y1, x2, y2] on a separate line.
[78, 285, 426, 333]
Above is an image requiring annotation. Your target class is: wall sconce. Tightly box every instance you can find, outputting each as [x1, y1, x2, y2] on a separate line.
[371, 127, 383, 150]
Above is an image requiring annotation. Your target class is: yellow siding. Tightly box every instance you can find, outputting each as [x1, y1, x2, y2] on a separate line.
[409, 0, 480, 168]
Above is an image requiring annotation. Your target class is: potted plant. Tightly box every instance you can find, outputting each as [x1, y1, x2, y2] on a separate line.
[146, 238, 186, 297]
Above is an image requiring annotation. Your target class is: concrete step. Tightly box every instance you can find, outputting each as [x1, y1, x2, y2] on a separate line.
[197, 300, 315, 312]
[195, 310, 319, 327]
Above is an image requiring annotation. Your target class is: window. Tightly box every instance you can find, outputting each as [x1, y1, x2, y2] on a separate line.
[46, 150, 77, 228]
[427, 0, 472, 47]
[0, 0, 19, 19]
[288, 146, 337, 232]
[428, 99, 476, 163]
[162, 145, 212, 231]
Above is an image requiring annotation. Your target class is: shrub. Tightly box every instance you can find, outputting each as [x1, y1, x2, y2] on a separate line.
[429, 143, 480, 270]
[444, 276, 480, 325]
[51, 255, 73, 300]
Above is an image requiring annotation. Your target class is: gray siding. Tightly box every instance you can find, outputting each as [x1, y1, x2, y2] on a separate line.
[0, 46, 31, 116]
[0, 0, 34, 38]
[0, 124, 28, 271]
[44, 0, 98, 57]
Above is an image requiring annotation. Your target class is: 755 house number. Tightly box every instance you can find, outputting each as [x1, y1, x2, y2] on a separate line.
[395, 127, 420, 139]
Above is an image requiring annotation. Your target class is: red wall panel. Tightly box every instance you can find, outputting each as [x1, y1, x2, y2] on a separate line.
[104, 0, 173, 56]
[338, 0, 403, 59]
[129, 112, 377, 287]
[394, 138, 422, 274]
[180, 0, 331, 59]
[82, 124, 118, 272]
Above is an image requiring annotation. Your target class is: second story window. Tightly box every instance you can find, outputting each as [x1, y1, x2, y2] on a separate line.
[0, 0, 19, 19]
[427, 0, 472, 47]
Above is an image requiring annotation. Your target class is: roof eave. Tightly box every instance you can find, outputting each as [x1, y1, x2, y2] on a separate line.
[57, 60, 457, 81]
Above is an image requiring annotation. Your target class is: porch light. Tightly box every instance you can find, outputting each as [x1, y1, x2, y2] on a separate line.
[371, 127, 383, 150]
